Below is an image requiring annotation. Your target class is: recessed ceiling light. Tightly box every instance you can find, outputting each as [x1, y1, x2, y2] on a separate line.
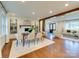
[22, 1, 25, 2]
[49, 10, 53, 14]
[32, 12, 35, 15]
[65, 4, 69, 7]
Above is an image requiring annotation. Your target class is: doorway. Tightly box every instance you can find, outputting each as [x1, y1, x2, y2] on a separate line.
[49, 23, 56, 33]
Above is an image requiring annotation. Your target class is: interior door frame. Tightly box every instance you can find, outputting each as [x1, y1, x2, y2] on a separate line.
[49, 23, 56, 32]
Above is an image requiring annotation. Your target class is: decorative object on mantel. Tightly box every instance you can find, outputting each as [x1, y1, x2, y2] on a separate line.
[10, 19, 17, 34]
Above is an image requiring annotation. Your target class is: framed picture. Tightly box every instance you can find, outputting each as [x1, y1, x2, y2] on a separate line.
[10, 19, 17, 34]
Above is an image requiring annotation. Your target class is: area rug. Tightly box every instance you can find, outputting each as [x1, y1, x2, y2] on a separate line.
[9, 39, 55, 58]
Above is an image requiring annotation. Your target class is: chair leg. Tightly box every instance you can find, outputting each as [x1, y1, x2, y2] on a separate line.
[20, 40, 23, 46]
[34, 40, 35, 46]
[16, 40, 18, 47]
[37, 39, 39, 44]
[25, 40, 28, 46]
[28, 40, 30, 47]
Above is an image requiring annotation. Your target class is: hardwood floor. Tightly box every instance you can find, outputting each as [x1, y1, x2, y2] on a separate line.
[2, 39, 15, 58]
[2, 37, 79, 58]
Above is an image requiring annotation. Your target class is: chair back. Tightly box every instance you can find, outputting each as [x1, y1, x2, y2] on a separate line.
[36, 32, 42, 39]
[27, 30, 35, 40]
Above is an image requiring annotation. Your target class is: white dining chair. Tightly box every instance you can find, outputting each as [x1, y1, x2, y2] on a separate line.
[36, 31, 45, 41]
[27, 30, 36, 47]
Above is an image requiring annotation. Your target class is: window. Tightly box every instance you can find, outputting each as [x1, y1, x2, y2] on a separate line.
[2, 13, 8, 35]
[0, 9, 8, 43]
[0, 14, 2, 35]
[65, 21, 79, 30]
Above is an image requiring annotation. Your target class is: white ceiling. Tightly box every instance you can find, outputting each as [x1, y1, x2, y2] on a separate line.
[2, 1, 79, 20]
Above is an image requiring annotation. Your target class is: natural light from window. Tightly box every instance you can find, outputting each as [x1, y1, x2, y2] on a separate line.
[65, 21, 79, 30]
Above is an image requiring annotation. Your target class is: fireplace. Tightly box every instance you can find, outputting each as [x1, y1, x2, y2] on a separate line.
[20, 25, 31, 33]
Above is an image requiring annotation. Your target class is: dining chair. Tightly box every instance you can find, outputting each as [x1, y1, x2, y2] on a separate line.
[35, 31, 45, 44]
[27, 30, 36, 47]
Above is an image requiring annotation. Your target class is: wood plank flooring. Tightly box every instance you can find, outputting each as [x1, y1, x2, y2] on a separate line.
[2, 37, 79, 58]
[2, 39, 15, 58]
